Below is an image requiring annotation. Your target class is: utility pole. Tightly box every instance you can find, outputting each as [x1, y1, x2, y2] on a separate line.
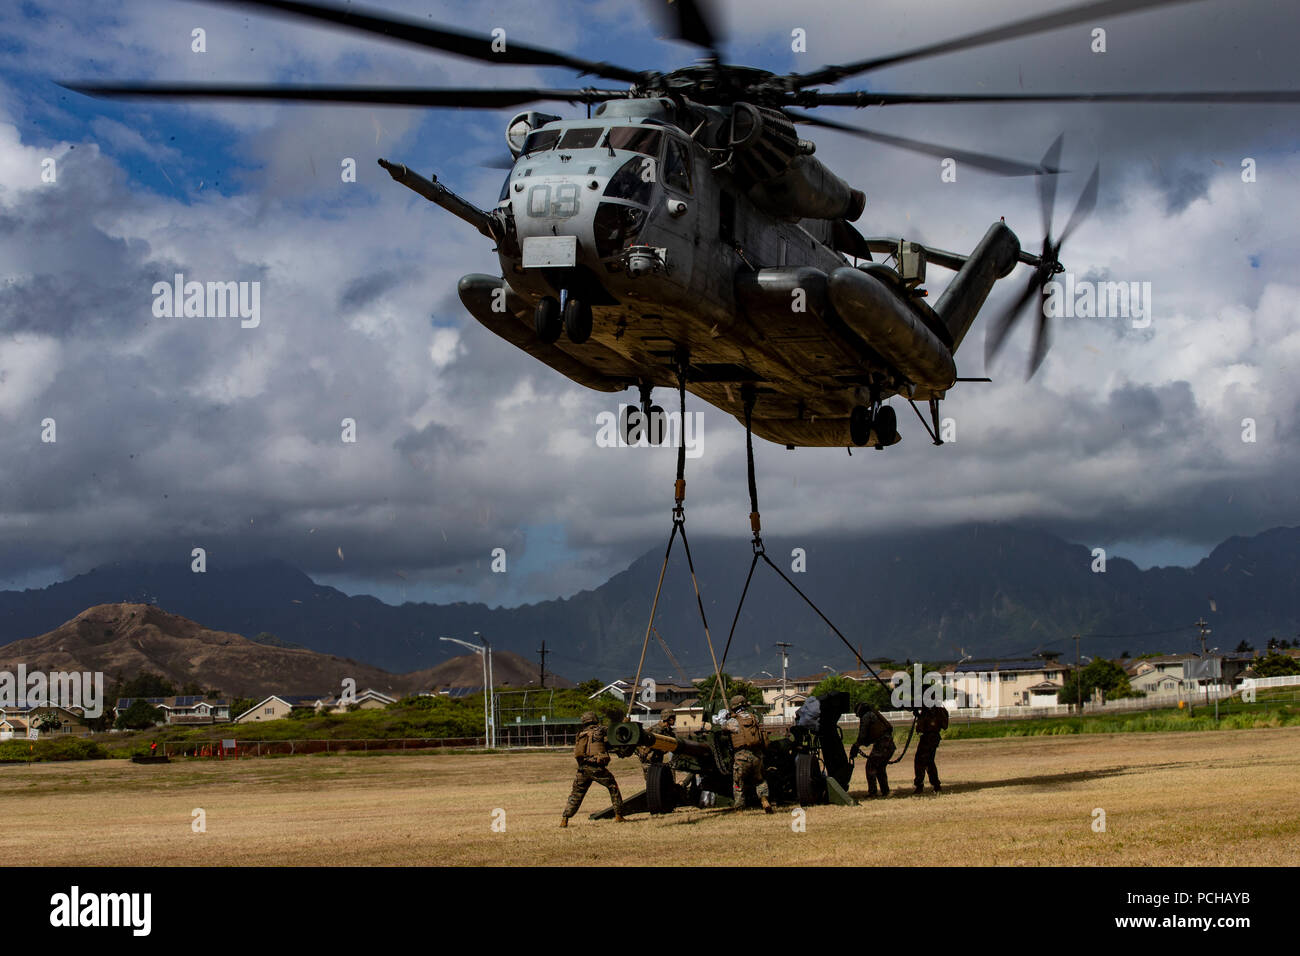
[1194, 617, 1213, 710]
[1195, 617, 1211, 656]
[537, 640, 548, 689]
[1073, 633, 1082, 713]
[775, 642, 791, 721]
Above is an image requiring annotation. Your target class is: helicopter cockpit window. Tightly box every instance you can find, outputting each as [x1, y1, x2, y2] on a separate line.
[664, 139, 693, 194]
[594, 202, 647, 259]
[603, 156, 655, 205]
[606, 127, 663, 158]
[557, 127, 603, 150]
[522, 129, 560, 155]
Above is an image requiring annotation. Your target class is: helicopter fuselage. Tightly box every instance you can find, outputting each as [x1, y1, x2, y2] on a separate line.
[454, 97, 1018, 447]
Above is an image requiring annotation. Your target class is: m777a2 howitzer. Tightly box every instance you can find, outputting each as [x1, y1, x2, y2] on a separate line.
[590, 692, 858, 819]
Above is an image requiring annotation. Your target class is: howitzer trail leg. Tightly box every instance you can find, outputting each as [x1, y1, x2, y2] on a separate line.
[591, 765, 625, 818]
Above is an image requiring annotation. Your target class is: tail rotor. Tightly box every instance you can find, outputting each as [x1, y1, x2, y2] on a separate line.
[986, 135, 1099, 378]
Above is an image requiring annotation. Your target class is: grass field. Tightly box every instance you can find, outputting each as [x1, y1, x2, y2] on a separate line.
[3, 726, 1298, 866]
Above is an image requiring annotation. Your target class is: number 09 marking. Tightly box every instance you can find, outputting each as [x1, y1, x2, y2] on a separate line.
[526, 183, 580, 218]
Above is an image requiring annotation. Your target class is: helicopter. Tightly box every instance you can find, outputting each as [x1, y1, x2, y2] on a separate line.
[67, 0, 1300, 450]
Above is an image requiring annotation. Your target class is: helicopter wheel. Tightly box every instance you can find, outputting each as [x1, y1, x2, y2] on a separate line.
[621, 405, 644, 444]
[874, 405, 898, 446]
[563, 297, 593, 344]
[645, 404, 666, 444]
[849, 405, 874, 447]
[534, 297, 561, 344]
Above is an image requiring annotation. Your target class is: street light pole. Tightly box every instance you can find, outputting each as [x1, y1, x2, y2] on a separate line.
[775, 642, 791, 721]
[475, 631, 495, 749]
[441, 635, 493, 749]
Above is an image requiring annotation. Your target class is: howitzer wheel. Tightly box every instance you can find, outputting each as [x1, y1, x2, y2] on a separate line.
[795, 752, 825, 806]
[646, 763, 677, 815]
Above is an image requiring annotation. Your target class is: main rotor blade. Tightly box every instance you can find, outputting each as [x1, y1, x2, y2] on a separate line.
[61, 83, 628, 109]
[788, 110, 1060, 176]
[788, 0, 1204, 89]
[652, 0, 723, 60]
[194, 0, 644, 83]
[800, 89, 1300, 107]
[1037, 134, 1064, 238]
[1059, 164, 1100, 243]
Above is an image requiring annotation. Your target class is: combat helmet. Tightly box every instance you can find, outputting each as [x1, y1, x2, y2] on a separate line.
[729, 694, 747, 710]
[580, 710, 598, 725]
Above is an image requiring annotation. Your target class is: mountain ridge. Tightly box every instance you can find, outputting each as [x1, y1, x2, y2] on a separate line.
[1, 523, 1296, 677]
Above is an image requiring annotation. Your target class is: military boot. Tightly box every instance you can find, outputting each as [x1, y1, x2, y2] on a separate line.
[615, 813, 626, 822]
[559, 816, 568, 828]
[761, 796, 773, 814]
[913, 784, 924, 795]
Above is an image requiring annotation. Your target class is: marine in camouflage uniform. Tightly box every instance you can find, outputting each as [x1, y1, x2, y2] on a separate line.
[913, 704, 947, 794]
[560, 711, 625, 826]
[724, 695, 772, 813]
[636, 712, 677, 781]
[849, 702, 895, 797]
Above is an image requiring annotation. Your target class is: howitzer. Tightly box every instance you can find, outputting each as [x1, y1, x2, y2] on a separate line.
[590, 715, 856, 819]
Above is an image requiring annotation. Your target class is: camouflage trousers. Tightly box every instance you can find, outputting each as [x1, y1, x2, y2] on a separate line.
[914, 733, 941, 790]
[865, 738, 895, 794]
[563, 762, 624, 818]
[731, 747, 769, 807]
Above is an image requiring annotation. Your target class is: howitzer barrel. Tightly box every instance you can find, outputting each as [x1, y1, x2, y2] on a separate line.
[377, 158, 497, 240]
[609, 722, 711, 759]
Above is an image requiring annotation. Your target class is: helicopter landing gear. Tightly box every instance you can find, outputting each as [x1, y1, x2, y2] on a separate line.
[563, 296, 593, 344]
[534, 296, 561, 344]
[623, 381, 666, 445]
[874, 405, 898, 447]
[850, 397, 899, 448]
[850, 404, 873, 446]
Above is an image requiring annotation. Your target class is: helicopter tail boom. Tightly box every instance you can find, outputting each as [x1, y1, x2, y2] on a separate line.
[933, 220, 1021, 351]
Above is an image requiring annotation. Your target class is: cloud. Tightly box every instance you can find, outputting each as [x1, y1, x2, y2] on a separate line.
[1, 0, 1298, 608]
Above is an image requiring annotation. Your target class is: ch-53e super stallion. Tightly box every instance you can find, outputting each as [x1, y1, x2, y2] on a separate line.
[68, 0, 1300, 450]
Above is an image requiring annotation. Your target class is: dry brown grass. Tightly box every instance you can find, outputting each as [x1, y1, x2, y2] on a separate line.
[3, 727, 1298, 866]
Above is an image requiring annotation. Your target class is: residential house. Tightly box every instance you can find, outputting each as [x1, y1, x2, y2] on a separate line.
[1, 705, 90, 738]
[948, 659, 1067, 708]
[232, 694, 328, 724]
[314, 689, 397, 713]
[116, 696, 231, 726]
